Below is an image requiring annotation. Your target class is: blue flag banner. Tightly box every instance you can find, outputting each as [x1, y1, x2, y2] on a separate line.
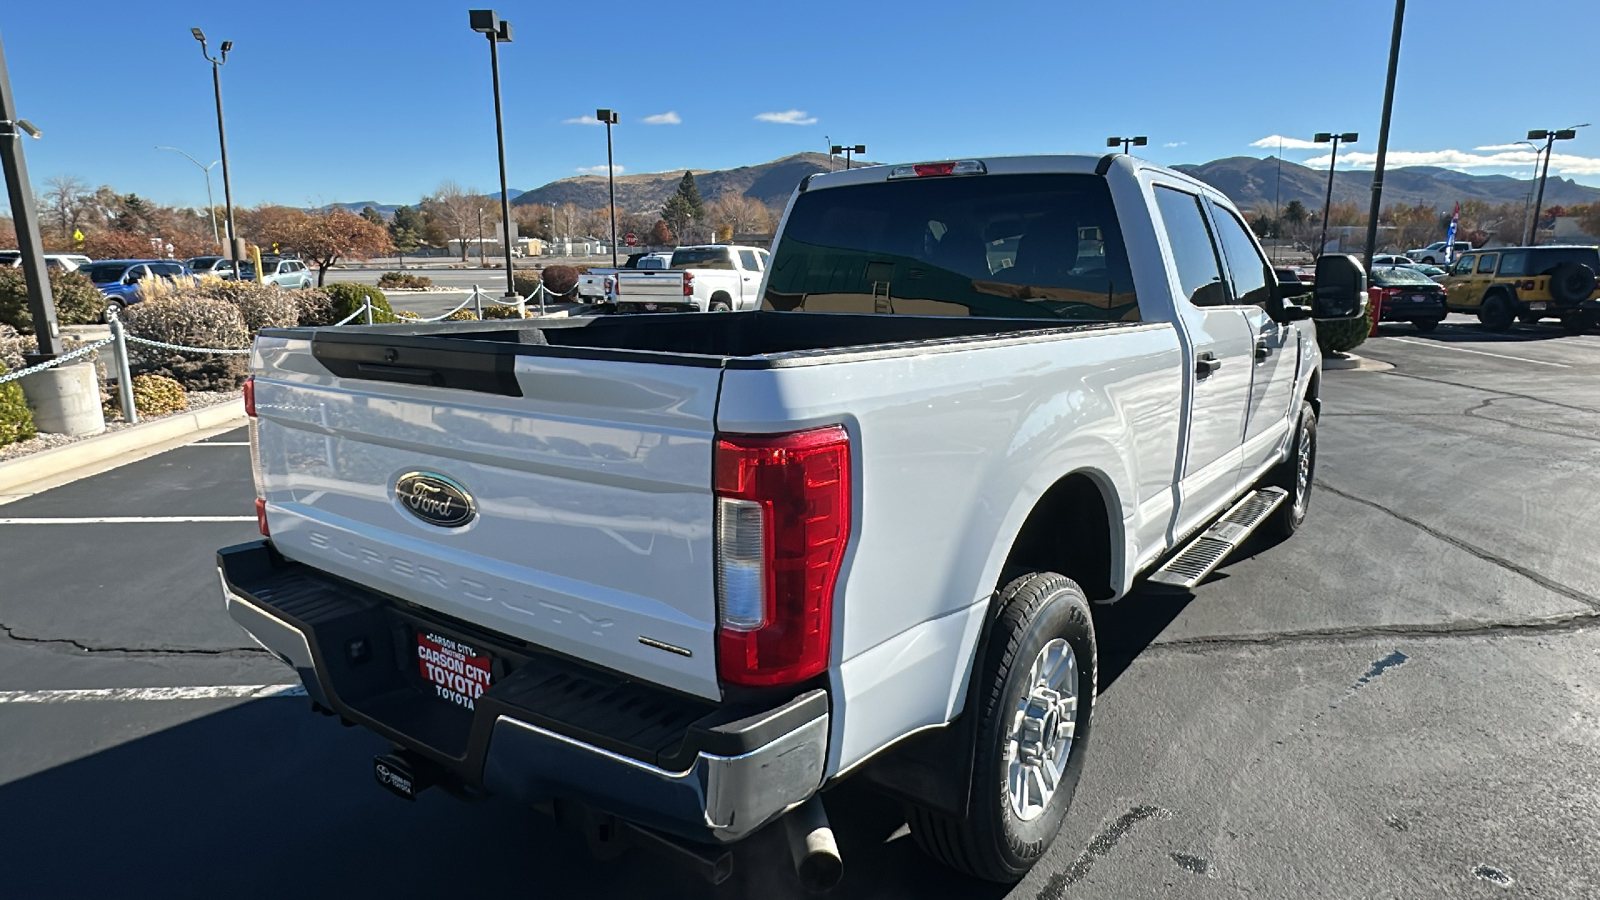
[1443, 203, 1460, 263]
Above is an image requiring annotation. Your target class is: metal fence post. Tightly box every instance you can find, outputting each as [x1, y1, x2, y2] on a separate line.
[109, 314, 138, 425]
[363, 297, 373, 325]
[472, 285, 482, 319]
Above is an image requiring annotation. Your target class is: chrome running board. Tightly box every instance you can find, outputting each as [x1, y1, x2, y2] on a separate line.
[1148, 486, 1289, 589]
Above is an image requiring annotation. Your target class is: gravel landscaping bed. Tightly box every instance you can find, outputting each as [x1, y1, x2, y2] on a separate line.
[0, 389, 243, 463]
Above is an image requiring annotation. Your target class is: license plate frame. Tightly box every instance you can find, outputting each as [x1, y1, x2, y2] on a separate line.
[1528, 301, 1548, 311]
[415, 629, 494, 711]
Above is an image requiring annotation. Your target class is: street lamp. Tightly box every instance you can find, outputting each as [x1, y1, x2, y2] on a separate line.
[1526, 124, 1587, 246]
[596, 108, 619, 267]
[1106, 135, 1147, 154]
[156, 146, 221, 249]
[0, 29, 63, 359]
[1313, 131, 1358, 258]
[830, 144, 866, 170]
[1510, 139, 1541, 244]
[191, 28, 240, 280]
[469, 10, 519, 303]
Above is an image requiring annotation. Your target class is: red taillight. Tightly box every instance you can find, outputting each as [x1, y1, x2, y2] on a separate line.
[243, 376, 256, 417]
[255, 497, 269, 536]
[714, 426, 851, 687]
[683, 271, 695, 297]
[914, 162, 957, 177]
[888, 160, 987, 179]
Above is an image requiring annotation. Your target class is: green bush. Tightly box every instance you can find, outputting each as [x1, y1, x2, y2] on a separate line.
[377, 272, 433, 290]
[126, 297, 251, 391]
[130, 374, 188, 416]
[322, 283, 397, 324]
[512, 270, 541, 299]
[443, 308, 478, 321]
[0, 361, 36, 447]
[481, 303, 527, 320]
[0, 267, 105, 330]
[1315, 299, 1375, 354]
[539, 265, 579, 298]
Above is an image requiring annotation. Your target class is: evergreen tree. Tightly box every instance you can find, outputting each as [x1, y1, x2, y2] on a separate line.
[661, 171, 705, 242]
[360, 205, 386, 227]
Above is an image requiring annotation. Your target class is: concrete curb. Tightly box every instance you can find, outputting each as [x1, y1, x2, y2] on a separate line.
[0, 401, 247, 496]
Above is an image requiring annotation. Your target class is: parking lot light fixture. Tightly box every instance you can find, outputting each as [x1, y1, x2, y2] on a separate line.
[597, 109, 619, 266]
[1313, 132, 1358, 258]
[0, 28, 64, 358]
[1526, 124, 1588, 246]
[1106, 136, 1147, 154]
[470, 10, 518, 301]
[830, 144, 865, 170]
[193, 27, 240, 280]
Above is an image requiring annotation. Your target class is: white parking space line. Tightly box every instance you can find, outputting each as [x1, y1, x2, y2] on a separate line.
[0, 516, 256, 524]
[0, 685, 305, 704]
[1382, 337, 1572, 368]
[192, 441, 250, 446]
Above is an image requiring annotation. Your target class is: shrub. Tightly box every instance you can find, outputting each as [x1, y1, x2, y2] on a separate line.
[0, 361, 35, 447]
[512, 270, 541, 299]
[287, 288, 334, 327]
[0, 267, 104, 329]
[377, 272, 433, 290]
[126, 297, 251, 391]
[178, 278, 299, 333]
[1315, 300, 1375, 354]
[105, 373, 188, 418]
[322, 283, 398, 324]
[0, 323, 23, 372]
[443, 308, 478, 321]
[481, 303, 527, 320]
[539, 265, 579, 298]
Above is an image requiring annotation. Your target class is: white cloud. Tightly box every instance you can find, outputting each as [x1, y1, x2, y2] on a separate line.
[1163, 141, 1187, 148]
[1475, 142, 1534, 151]
[641, 111, 681, 125]
[563, 115, 602, 126]
[755, 109, 817, 126]
[575, 165, 625, 175]
[1251, 134, 1328, 151]
[1296, 148, 1600, 176]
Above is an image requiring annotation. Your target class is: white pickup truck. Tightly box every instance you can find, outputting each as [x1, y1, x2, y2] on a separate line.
[575, 252, 672, 303]
[219, 154, 1363, 890]
[608, 244, 770, 312]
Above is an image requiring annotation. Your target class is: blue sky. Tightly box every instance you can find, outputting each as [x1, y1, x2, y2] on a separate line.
[3, 0, 1597, 209]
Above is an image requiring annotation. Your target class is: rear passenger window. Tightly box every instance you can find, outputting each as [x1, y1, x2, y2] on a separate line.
[1476, 254, 1498, 274]
[737, 249, 760, 271]
[1210, 205, 1272, 306]
[1153, 186, 1228, 307]
[1497, 251, 1527, 277]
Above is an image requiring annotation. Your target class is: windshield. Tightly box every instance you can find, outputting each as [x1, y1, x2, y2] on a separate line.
[1372, 267, 1435, 286]
[765, 173, 1136, 321]
[670, 248, 734, 270]
[82, 262, 130, 284]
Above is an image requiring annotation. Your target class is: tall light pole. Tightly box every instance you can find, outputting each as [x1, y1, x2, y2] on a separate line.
[0, 29, 62, 359]
[1361, 0, 1404, 273]
[825, 135, 834, 171]
[1526, 124, 1587, 246]
[1106, 135, 1148, 154]
[596, 108, 619, 267]
[830, 144, 865, 170]
[1313, 132, 1358, 258]
[469, 10, 518, 301]
[156, 146, 221, 249]
[191, 29, 240, 280]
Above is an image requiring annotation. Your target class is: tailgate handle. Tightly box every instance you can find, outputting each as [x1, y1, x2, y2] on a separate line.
[356, 363, 444, 386]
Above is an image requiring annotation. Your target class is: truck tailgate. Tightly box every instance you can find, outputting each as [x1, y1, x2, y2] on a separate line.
[250, 333, 724, 699]
[615, 271, 689, 300]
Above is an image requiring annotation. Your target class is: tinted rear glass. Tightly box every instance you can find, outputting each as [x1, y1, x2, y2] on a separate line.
[82, 263, 129, 284]
[764, 173, 1136, 321]
[1527, 247, 1600, 274]
[670, 249, 734, 270]
[1372, 267, 1435, 286]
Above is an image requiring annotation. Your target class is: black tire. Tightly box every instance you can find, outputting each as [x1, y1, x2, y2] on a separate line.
[1518, 312, 1543, 324]
[1561, 315, 1595, 336]
[1263, 400, 1317, 539]
[1547, 262, 1597, 305]
[907, 572, 1096, 883]
[1421, 256, 1436, 265]
[709, 295, 732, 312]
[1413, 318, 1440, 333]
[1478, 292, 1514, 332]
[101, 299, 125, 324]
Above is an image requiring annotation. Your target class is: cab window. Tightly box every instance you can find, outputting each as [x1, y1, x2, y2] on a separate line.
[1452, 255, 1476, 276]
[1153, 186, 1228, 308]
[1210, 205, 1272, 306]
[1476, 254, 1498, 275]
[1497, 251, 1527, 277]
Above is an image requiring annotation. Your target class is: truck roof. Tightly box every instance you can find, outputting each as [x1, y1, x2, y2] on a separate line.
[800, 153, 1225, 207]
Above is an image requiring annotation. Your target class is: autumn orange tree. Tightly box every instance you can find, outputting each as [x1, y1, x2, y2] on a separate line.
[273, 208, 393, 285]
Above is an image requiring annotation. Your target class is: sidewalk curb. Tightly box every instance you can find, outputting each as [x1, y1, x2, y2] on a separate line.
[0, 401, 247, 497]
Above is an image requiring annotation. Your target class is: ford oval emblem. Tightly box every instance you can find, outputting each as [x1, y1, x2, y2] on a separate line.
[395, 472, 476, 528]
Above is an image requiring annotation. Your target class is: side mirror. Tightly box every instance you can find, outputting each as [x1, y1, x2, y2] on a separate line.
[1268, 279, 1312, 323]
[1312, 254, 1367, 319]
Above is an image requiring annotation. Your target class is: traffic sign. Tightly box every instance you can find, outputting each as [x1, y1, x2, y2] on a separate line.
[72, 229, 84, 243]
[624, 232, 638, 246]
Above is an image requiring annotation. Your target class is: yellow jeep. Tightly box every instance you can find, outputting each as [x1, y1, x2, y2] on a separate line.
[1440, 245, 1600, 333]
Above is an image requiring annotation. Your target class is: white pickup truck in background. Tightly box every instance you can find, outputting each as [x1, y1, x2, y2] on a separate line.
[575, 252, 672, 302]
[219, 154, 1364, 891]
[609, 244, 770, 312]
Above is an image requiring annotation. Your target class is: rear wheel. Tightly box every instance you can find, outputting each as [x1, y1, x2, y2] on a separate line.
[1478, 293, 1514, 332]
[907, 571, 1096, 883]
[1562, 315, 1596, 335]
[1518, 312, 1544, 324]
[708, 294, 732, 312]
[1413, 318, 1440, 333]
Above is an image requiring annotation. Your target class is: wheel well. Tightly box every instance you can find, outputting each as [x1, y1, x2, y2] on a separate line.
[710, 290, 731, 301]
[1305, 369, 1321, 416]
[1001, 473, 1114, 602]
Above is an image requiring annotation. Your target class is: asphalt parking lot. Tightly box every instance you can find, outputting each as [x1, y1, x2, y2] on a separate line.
[3, 312, 1599, 898]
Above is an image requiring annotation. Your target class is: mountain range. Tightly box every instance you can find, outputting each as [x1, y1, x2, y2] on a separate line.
[327, 153, 1600, 219]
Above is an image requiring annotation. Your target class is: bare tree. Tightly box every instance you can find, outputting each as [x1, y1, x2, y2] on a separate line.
[551, 203, 583, 243]
[707, 192, 771, 241]
[40, 175, 91, 243]
[421, 181, 489, 260]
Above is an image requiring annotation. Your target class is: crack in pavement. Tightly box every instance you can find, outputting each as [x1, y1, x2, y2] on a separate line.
[1037, 806, 1172, 898]
[1463, 397, 1600, 445]
[0, 619, 268, 659]
[1315, 482, 1600, 611]
[1146, 609, 1600, 653]
[1378, 369, 1600, 416]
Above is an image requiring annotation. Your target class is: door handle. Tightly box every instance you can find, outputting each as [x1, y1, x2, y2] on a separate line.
[1255, 341, 1272, 361]
[1196, 351, 1222, 378]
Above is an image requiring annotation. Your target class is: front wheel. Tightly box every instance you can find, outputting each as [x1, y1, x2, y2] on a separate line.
[907, 571, 1096, 883]
[1478, 294, 1514, 332]
[101, 299, 125, 323]
[1413, 318, 1441, 333]
[1262, 400, 1317, 539]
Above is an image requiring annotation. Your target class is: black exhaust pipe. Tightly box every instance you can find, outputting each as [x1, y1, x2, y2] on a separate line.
[784, 796, 842, 893]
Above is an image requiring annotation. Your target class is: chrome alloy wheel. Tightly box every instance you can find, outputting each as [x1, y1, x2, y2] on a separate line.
[1294, 414, 1315, 519]
[1005, 637, 1079, 821]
